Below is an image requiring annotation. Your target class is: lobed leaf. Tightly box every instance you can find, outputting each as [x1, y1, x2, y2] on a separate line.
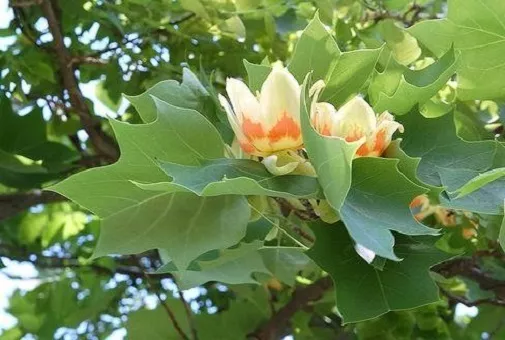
[409, 0, 505, 100]
[307, 222, 451, 323]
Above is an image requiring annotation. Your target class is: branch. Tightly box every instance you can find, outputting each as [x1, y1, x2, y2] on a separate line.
[251, 276, 333, 340]
[439, 288, 505, 307]
[433, 254, 505, 306]
[142, 270, 190, 340]
[0, 191, 66, 221]
[0, 243, 171, 280]
[173, 278, 199, 340]
[69, 55, 108, 66]
[10, 0, 42, 7]
[39, 0, 119, 161]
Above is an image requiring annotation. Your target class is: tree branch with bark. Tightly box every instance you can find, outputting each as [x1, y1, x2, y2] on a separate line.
[39, 0, 119, 162]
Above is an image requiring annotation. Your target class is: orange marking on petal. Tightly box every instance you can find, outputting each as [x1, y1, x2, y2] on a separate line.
[410, 195, 427, 209]
[345, 126, 364, 143]
[267, 112, 301, 143]
[242, 117, 266, 140]
[321, 125, 331, 136]
[355, 143, 370, 156]
[239, 141, 256, 154]
[373, 129, 387, 155]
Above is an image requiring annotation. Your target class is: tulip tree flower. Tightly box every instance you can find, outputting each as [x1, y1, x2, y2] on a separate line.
[218, 66, 303, 157]
[310, 81, 404, 157]
[410, 195, 478, 239]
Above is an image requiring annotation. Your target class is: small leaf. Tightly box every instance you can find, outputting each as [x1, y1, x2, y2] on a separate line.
[369, 48, 458, 115]
[124, 69, 210, 123]
[288, 13, 341, 83]
[321, 47, 383, 107]
[216, 16, 246, 40]
[243, 60, 271, 93]
[261, 247, 311, 285]
[380, 20, 421, 66]
[126, 301, 190, 339]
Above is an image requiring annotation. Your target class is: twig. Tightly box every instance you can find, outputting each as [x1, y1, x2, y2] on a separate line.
[39, 0, 119, 161]
[68, 55, 108, 66]
[143, 272, 190, 340]
[251, 276, 333, 340]
[439, 287, 505, 307]
[0, 244, 159, 279]
[274, 198, 319, 221]
[169, 13, 196, 25]
[10, 0, 42, 7]
[173, 278, 199, 340]
[0, 191, 66, 221]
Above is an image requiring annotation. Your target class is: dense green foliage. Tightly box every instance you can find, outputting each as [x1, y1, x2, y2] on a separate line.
[1, 0, 505, 339]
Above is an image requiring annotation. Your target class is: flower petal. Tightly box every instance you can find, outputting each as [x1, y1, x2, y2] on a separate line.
[225, 77, 261, 124]
[366, 112, 404, 156]
[219, 94, 260, 155]
[333, 96, 376, 142]
[355, 243, 376, 264]
[311, 102, 337, 136]
[261, 154, 299, 176]
[259, 67, 301, 130]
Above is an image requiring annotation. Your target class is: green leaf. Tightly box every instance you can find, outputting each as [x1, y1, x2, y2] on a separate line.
[180, 0, 210, 21]
[194, 288, 270, 340]
[95, 81, 121, 111]
[307, 222, 451, 323]
[0, 97, 77, 188]
[369, 48, 458, 115]
[409, 0, 505, 100]
[399, 111, 505, 214]
[300, 76, 361, 211]
[380, 19, 421, 66]
[288, 13, 341, 83]
[143, 158, 321, 199]
[124, 68, 210, 123]
[288, 13, 382, 107]
[159, 241, 271, 289]
[49, 98, 224, 217]
[260, 247, 311, 285]
[455, 167, 505, 198]
[340, 157, 436, 261]
[126, 301, 190, 340]
[243, 60, 271, 93]
[320, 47, 383, 107]
[384, 140, 443, 198]
[127, 288, 270, 340]
[216, 16, 246, 40]
[94, 192, 249, 270]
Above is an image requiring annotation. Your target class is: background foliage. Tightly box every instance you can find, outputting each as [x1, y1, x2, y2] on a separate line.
[0, 0, 505, 339]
